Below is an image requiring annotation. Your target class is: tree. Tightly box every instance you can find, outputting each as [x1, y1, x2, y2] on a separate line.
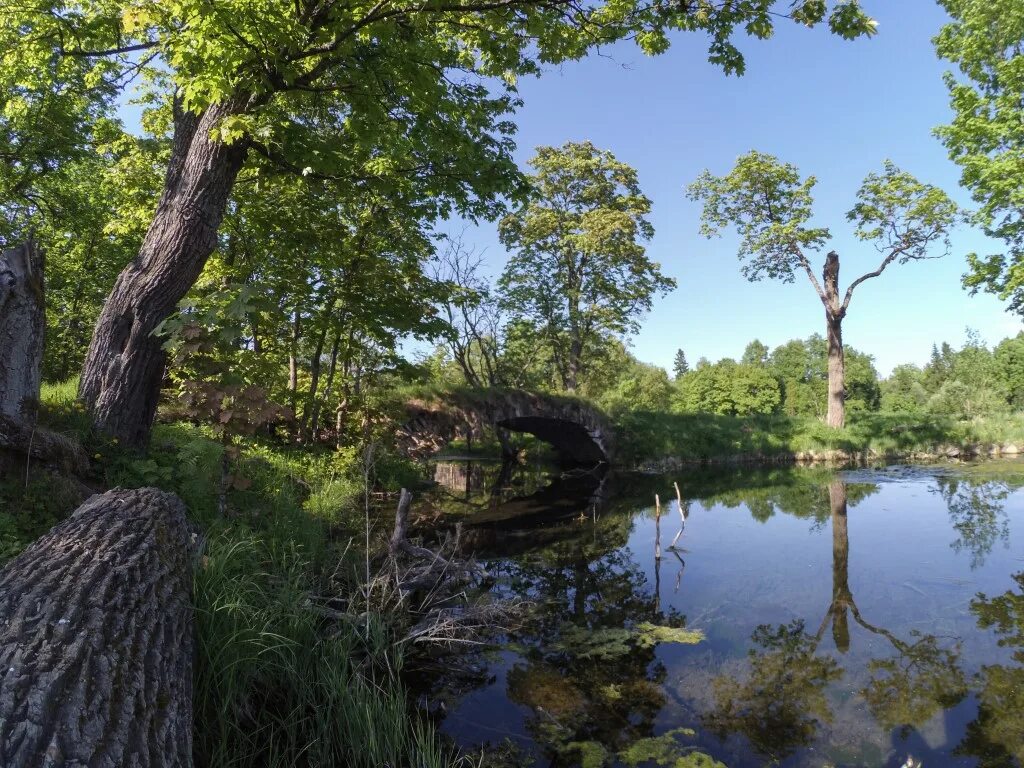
[742, 339, 770, 366]
[688, 152, 959, 428]
[673, 348, 690, 378]
[0, 488, 196, 768]
[433, 235, 506, 389]
[995, 333, 1024, 407]
[499, 141, 675, 391]
[1, 2, 876, 446]
[674, 359, 781, 416]
[935, 0, 1024, 316]
[881, 364, 928, 412]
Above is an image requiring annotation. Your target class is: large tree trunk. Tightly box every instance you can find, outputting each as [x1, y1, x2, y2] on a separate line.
[823, 251, 846, 429]
[79, 97, 248, 448]
[0, 240, 44, 421]
[0, 487, 197, 767]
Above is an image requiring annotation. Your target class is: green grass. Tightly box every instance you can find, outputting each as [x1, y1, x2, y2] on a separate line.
[7, 380, 468, 768]
[193, 526, 460, 768]
[616, 410, 1024, 465]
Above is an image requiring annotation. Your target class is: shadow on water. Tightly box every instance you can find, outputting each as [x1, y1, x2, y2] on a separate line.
[413, 460, 1024, 768]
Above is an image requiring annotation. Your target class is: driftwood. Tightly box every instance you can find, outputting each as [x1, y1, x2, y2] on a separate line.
[0, 240, 44, 422]
[381, 489, 515, 645]
[0, 487, 197, 768]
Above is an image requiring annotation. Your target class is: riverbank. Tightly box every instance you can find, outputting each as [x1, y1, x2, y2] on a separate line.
[0, 380, 469, 768]
[615, 411, 1024, 470]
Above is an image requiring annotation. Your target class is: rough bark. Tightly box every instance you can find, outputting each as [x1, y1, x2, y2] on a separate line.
[79, 97, 248, 448]
[0, 240, 45, 422]
[822, 251, 846, 429]
[0, 413, 89, 476]
[0, 487, 197, 768]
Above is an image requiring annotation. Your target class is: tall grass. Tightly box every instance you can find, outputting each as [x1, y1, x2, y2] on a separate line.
[193, 527, 459, 768]
[27, 381, 466, 768]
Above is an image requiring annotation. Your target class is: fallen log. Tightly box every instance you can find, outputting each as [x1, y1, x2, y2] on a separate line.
[0, 487, 197, 768]
[0, 412, 89, 476]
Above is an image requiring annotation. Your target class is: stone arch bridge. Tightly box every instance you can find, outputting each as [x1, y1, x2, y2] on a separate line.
[398, 389, 614, 466]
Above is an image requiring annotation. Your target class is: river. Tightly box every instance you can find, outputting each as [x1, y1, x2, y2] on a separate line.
[411, 459, 1024, 767]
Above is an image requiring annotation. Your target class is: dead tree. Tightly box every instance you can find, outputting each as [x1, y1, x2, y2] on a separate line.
[0, 240, 44, 421]
[0, 487, 197, 768]
[0, 240, 88, 474]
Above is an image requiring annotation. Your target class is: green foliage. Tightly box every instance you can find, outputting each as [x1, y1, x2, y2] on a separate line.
[193, 527, 458, 768]
[908, 331, 1017, 419]
[689, 151, 831, 283]
[674, 359, 782, 416]
[689, 151, 959, 286]
[598, 354, 675, 421]
[741, 339, 769, 366]
[672, 348, 690, 378]
[499, 141, 675, 390]
[704, 620, 843, 760]
[881, 364, 928, 413]
[995, 333, 1024, 406]
[936, 0, 1024, 315]
[616, 409, 1024, 465]
[0, 471, 84, 564]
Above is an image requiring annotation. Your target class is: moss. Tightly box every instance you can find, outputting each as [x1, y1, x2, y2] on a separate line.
[618, 728, 721, 768]
[554, 622, 703, 660]
[566, 740, 610, 768]
[634, 622, 705, 648]
[507, 665, 588, 717]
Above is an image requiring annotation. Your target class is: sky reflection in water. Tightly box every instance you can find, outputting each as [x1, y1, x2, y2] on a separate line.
[416, 461, 1024, 768]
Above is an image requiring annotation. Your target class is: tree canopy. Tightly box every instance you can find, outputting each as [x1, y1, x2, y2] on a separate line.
[936, 0, 1024, 315]
[499, 141, 675, 391]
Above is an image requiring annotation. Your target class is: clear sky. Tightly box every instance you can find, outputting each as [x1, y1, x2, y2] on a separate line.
[451, 0, 1024, 376]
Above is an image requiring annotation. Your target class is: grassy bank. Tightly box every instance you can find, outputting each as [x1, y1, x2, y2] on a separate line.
[615, 410, 1024, 466]
[0, 380, 471, 768]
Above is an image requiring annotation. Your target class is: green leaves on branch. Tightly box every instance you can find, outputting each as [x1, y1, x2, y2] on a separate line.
[688, 151, 959, 286]
[499, 141, 675, 390]
[936, 0, 1024, 315]
[687, 151, 829, 283]
[847, 160, 960, 261]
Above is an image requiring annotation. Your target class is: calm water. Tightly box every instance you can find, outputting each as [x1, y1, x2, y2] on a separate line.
[414, 460, 1024, 768]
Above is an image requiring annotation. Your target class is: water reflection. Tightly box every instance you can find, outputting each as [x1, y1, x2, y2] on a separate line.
[934, 476, 1013, 569]
[957, 572, 1024, 766]
[418, 461, 1024, 767]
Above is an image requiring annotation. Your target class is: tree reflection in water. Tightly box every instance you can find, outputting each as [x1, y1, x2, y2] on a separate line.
[416, 463, 1024, 766]
[956, 572, 1024, 766]
[704, 478, 968, 762]
[934, 475, 1014, 569]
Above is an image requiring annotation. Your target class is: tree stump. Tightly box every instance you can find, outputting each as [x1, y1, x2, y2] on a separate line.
[0, 488, 197, 768]
[0, 240, 45, 421]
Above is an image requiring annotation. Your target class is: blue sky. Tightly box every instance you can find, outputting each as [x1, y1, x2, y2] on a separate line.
[451, 0, 1024, 376]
